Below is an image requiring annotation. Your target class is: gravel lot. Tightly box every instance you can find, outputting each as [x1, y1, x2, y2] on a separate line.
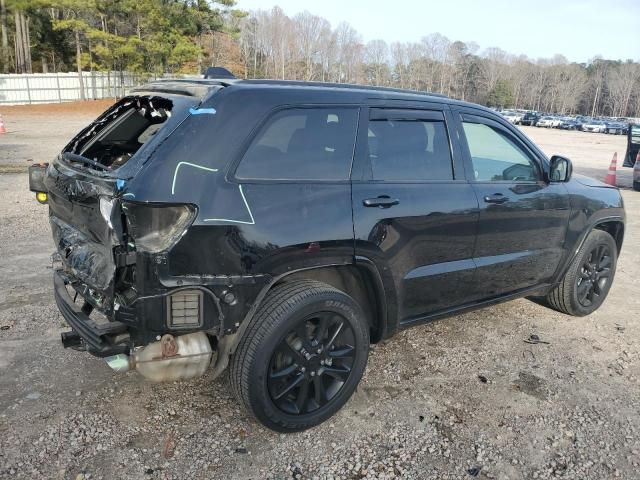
[0, 102, 638, 479]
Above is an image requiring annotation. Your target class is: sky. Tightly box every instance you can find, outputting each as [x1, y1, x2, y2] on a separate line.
[236, 0, 640, 63]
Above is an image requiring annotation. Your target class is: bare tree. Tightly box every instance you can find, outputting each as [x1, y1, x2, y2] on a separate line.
[364, 39, 389, 86]
[293, 12, 327, 81]
[235, 7, 640, 117]
[608, 62, 640, 117]
[0, 0, 9, 73]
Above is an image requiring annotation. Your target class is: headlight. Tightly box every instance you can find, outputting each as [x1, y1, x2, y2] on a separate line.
[122, 202, 196, 253]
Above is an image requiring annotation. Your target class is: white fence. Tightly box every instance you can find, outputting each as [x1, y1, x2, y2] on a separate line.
[0, 72, 157, 105]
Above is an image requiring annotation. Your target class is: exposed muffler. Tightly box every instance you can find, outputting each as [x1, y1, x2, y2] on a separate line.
[104, 332, 213, 382]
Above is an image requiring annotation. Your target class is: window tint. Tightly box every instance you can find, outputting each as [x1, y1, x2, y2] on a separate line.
[462, 122, 538, 182]
[368, 118, 453, 181]
[236, 108, 358, 180]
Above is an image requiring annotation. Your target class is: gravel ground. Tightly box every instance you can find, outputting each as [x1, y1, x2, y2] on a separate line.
[0, 105, 639, 479]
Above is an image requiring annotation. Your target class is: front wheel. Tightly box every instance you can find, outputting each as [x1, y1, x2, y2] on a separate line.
[546, 230, 617, 316]
[229, 280, 370, 432]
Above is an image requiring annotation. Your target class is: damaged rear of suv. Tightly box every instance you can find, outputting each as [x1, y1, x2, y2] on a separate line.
[30, 70, 624, 432]
[30, 83, 230, 366]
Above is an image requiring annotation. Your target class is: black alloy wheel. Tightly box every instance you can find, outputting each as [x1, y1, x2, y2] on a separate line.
[545, 229, 617, 316]
[229, 279, 369, 432]
[267, 312, 356, 415]
[576, 244, 612, 308]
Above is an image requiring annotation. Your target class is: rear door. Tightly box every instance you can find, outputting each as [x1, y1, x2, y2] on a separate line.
[352, 106, 479, 325]
[455, 110, 571, 297]
[624, 123, 640, 167]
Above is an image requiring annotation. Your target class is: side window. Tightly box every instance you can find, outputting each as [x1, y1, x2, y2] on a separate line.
[462, 121, 539, 182]
[236, 108, 358, 180]
[368, 117, 453, 181]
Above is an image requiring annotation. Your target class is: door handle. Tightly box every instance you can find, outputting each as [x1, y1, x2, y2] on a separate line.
[363, 196, 400, 208]
[483, 193, 508, 204]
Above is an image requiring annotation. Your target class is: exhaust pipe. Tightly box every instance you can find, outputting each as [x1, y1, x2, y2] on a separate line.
[104, 332, 213, 382]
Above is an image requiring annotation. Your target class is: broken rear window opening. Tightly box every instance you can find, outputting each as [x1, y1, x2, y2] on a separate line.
[63, 96, 173, 171]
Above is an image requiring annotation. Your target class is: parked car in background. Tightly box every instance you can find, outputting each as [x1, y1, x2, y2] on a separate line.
[572, 118, 585, 131]
[605, 122, 627, 135]
[558, 118, 579, 130]
[550, 117, 564, 128]
[519, 112, 538, 126]
[582, 120, 608, 133]
[537, 116, 555, 128]
[501, 111, 522, 124]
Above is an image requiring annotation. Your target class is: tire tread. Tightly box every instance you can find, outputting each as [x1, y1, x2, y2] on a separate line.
[229, 279, 355, 430]
[545, 230, 616, 316]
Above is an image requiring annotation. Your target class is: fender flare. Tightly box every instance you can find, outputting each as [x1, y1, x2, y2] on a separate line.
[554, 215, 625, 284]
[209, 262, 347, 378]
[209, 259, 393, 378]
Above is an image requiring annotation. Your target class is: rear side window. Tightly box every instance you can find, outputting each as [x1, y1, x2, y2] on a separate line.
[462, 121, 539, 182]
[368, 118, 453, 181]
[236, 108, 358, 180]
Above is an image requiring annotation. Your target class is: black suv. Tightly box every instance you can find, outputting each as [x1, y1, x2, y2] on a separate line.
[29, 73, 625, 432]
[518, 112, 539, 126]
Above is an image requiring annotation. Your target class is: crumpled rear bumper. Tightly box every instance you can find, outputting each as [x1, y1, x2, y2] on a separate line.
[54, 270, 128, 357]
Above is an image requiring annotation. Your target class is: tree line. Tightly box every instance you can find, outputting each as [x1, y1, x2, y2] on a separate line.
[2, 2, 639, 117]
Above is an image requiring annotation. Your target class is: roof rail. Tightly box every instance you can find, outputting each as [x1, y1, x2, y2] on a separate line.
[240, 79, 447, 98]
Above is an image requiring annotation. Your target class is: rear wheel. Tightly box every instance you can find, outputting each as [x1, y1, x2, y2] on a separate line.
[229, 280, 369, 432]
[546, 230, 617, 316]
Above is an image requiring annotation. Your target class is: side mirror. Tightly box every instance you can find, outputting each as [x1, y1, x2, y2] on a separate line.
[549, 155, 572, 182]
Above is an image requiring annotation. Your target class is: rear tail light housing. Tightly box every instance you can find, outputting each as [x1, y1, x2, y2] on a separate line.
[122, 202, 196, 253]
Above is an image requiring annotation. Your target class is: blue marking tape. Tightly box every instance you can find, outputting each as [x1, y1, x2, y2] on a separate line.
[189, 107, 217, 115]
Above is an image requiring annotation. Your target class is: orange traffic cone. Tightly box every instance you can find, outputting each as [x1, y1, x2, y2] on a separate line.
[604, 152, 617, 186]
[0, 115, 6, 134]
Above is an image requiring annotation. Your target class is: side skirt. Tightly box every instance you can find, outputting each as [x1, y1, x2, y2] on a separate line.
[398, 283, 554, 330]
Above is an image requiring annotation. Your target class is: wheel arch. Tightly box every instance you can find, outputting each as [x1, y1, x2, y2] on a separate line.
[554, 216, 625, 284]
[212, 260, 391, 378]
[593, 220, 624, 254]
[272, 263, 389, 344]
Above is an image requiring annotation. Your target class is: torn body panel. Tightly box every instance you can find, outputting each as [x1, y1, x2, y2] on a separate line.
[45, 158, 123, 300]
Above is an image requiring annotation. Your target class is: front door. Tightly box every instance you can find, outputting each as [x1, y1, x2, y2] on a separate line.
[456, 111, 571, 298]
[352, 107, 479, 325]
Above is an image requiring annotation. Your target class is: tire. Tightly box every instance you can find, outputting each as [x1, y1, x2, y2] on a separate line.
[546, 230, 617, 316]
[633, 180, 640, 192]
[229, 279, 370, 432]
